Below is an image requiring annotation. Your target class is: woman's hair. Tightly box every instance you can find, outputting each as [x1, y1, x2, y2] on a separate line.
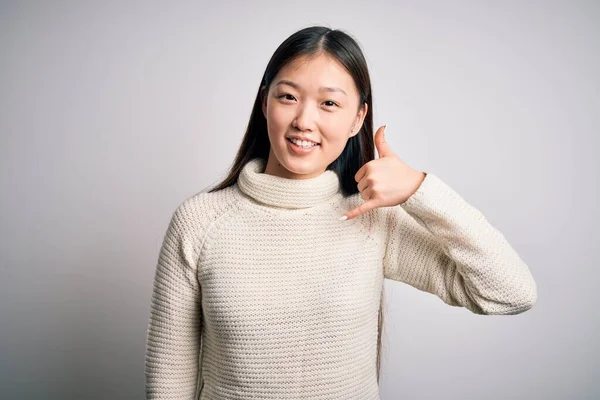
[206, 25, 385, 384]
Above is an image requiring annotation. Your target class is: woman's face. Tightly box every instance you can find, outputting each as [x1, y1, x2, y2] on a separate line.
[261, 53, 368, 179]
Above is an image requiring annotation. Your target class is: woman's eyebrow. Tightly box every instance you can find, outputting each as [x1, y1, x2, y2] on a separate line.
[275, 79, 347, 96]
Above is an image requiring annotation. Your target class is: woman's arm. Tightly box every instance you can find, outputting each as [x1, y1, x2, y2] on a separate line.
[145, 203, 203, 399]
[383, 172, 537, 315]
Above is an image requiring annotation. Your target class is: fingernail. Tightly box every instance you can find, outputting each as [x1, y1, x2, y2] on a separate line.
[338, 215, 348, 221]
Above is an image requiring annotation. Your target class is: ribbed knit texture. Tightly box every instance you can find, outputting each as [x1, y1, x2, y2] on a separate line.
[145, 157, 537, 399]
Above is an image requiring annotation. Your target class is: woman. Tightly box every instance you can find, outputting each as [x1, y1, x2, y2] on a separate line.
[144, 25, 537, 400]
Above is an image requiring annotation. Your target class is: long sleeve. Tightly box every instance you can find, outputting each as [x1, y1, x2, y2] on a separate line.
[145, 203, 203, 399]
[383, 172, 537, 315]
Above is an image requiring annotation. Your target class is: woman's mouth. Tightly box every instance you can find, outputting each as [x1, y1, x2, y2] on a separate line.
[286, 138, 320, 154]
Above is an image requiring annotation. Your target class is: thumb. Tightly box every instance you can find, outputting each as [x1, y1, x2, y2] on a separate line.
[375, 125, 394, 158]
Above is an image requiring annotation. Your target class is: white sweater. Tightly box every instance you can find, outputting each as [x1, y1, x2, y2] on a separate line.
[144, 157, 537, 399]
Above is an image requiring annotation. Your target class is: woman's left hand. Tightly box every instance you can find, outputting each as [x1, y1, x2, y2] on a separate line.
[340, 125, 426, 221]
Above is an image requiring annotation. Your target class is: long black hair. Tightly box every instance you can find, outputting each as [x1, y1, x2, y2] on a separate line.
[205, 25, 384, 384]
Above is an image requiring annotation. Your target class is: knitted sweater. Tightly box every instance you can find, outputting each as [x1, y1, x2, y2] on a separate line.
[144, 157, 537, 400]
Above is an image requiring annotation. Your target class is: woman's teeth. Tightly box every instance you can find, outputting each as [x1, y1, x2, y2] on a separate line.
[289, 138, 319, 148]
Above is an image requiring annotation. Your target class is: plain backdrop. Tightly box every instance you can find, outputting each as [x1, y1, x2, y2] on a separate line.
[1, 1, 598, 399]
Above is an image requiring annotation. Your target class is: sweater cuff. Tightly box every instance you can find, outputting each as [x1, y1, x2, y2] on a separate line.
[399, 172, 461, 218]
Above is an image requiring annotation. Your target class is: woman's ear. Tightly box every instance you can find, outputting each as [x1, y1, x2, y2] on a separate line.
[350, 102, 368, 137]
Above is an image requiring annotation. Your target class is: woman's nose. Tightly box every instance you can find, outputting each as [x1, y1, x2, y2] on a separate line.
[293, 103, 318, 132]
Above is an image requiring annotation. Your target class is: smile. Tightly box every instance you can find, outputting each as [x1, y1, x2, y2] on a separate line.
[286, 138, 320, 154]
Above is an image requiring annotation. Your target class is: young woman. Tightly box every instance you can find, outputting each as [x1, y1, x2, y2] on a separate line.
[144, 26, 537, 400]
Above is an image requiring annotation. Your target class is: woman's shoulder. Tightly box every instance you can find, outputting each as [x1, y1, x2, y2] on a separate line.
[170, 184, 241, 232]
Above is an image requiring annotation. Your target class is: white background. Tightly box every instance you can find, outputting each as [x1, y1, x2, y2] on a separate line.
[1, 1, 597, 398]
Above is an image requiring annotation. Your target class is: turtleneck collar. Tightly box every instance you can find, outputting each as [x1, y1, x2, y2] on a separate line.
[236, 157, 342, 209]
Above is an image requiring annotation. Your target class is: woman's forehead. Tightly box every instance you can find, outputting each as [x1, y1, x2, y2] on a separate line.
[275, 54, 357, 95]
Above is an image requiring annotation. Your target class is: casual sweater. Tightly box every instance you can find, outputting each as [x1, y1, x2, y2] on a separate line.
[144, 156, 537, 400]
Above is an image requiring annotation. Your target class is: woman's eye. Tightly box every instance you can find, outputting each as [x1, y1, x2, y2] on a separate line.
[278, 94, 338, 108]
